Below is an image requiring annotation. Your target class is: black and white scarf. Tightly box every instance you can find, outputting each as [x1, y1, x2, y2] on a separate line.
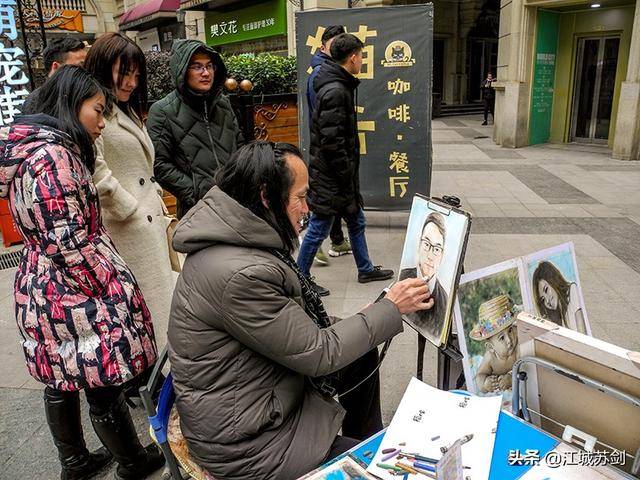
[269, 248, 339, 397]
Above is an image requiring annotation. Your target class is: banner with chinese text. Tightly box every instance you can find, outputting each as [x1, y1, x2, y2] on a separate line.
[0, 0, 30, 126]
[295, 5, 433, 210]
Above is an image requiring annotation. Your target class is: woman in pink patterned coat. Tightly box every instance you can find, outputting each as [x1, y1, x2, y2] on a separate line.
[0, 66, 164, 480]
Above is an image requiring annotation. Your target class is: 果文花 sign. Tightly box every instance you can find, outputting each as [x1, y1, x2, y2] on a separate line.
[204, 0, 287, 47]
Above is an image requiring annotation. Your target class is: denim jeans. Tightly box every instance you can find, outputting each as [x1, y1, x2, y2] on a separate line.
[297, 209, 374, 277]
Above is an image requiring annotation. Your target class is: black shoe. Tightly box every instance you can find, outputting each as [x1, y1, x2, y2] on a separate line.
[62, 448, 113, 480]
[481, 120, 488, 125]
[90, 394, 165, 480]
[43, 387, 114, 480]
[114, 445, 165, 480]
[358, 266, 394, 284]
[309, 277, 330, 296]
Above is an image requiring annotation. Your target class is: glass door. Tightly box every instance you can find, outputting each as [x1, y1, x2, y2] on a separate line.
[570, 36, 620, 143]
[467, 39, 498, 102]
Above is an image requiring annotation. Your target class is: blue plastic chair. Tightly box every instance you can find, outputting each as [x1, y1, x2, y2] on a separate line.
[139, 346, 184, 480]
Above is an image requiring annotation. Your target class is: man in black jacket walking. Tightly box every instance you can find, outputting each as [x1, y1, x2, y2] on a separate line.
[306, 25, 352, 266]
[147, 40, 243, 219]
[297, 34, 394, 296]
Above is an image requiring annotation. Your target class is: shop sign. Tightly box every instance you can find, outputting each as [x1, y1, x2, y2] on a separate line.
[204, 0, 286, 46]
[529, 10, 559, 145]
[25, 9, 83, 32]
[0, 0, 29, 126]
[296, 6, 434, 210]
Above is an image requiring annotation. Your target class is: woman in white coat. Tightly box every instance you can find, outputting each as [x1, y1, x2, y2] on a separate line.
[85, 33, 174, 346]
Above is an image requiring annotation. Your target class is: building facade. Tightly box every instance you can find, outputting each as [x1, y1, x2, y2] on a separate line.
[494, 0, 640, 160]
[376, 0, 500, 106]
[117, 0, 185, 51]
[290, 0, 500, 105]
[178, 0, 499, 105]
[23, 0, 118, 50]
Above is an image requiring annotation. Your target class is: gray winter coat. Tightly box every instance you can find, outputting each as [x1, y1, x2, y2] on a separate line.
[167, 186, 403, 480]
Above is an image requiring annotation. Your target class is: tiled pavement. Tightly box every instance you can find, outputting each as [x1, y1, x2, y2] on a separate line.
[1, 114, 639, 478]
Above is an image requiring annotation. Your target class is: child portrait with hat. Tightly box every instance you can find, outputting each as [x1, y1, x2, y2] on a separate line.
[471, 294, 519, 394]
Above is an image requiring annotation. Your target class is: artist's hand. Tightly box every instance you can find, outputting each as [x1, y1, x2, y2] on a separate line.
[385, 278, 434, 315]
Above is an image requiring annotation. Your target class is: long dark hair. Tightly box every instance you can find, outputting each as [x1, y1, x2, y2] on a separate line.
[532, 261, 571, 326]
[84, 32, 148, 120]
[215, 141, 300, 253]
[35, 65, 111, 172]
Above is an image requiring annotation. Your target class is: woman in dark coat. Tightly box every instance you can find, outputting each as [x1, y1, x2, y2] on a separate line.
[0, 66, 164, 480]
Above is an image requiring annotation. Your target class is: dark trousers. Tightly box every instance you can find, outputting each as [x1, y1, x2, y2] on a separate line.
[326, 435, 360, 461]
[337, 347, 383, 440]
[323, 348, 383, 463]
[45, 384, 123, 416]
[329, 216, 345, 245]
[483, 97, 495, 122]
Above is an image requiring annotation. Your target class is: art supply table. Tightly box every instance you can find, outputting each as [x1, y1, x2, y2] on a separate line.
[300, 410, 634, 479]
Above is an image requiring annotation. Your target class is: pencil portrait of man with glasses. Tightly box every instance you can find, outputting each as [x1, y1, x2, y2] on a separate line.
[399, 212, 448, 342]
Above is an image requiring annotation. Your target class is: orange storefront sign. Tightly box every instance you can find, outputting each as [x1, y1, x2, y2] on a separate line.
[25, 9, 84, 32]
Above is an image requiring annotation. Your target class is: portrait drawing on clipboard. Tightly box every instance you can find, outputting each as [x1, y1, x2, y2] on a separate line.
[399, 195, 471, 347]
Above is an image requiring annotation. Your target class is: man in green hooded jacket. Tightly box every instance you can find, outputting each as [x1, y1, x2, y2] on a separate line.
[148, 39, 244, 219]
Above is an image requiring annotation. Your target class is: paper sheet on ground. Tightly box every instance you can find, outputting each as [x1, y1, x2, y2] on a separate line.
[367, 377, 501, 480]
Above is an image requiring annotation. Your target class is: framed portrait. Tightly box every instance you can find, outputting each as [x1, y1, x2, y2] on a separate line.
[454, 259, 528, 407]
[398, 195, 471, 347]
[523, 242, 591, 336]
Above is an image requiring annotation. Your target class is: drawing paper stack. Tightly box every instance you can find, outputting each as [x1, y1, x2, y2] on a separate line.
[367, 378, 501, 480]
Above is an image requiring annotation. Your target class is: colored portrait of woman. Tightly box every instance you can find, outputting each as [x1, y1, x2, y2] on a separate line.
[532, 261, 587, 334]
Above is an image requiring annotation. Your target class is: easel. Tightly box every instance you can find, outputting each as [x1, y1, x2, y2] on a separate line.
[416, 195, 467, 391]
[416, 323, 466, 390]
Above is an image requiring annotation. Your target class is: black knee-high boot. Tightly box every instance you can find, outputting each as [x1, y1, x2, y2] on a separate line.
[43, 387, 113, 480]
[89, 393, 165, 480]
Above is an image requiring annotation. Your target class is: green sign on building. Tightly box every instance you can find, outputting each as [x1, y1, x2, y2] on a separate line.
[204, 0, 287, 47]
[529, 10, 559, 145]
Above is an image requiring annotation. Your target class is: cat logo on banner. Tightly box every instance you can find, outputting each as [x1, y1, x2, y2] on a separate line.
[381, 40, 415, 68]
[25, 9, 84, 32]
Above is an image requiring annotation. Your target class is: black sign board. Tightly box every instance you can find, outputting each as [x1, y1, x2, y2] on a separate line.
[295, 5, 433, 210]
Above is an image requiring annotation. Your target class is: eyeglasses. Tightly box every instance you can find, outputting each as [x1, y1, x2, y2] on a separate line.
[420, 238, 443, 256]
[188, 63, 215, 73]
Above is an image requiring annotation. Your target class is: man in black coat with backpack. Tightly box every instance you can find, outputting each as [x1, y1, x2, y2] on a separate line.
[297, 33, 394, 296]
[306, 25, 352, 265]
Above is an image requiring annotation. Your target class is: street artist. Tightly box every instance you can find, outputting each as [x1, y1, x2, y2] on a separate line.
[167, 141, 435, 480]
